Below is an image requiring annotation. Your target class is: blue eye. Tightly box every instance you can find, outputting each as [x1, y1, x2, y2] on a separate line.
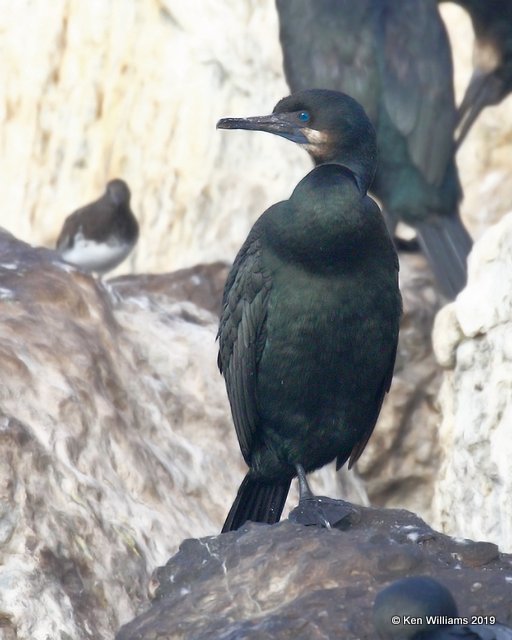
[298, 110, 310, 122]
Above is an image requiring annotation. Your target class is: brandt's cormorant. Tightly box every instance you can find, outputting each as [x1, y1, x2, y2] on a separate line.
[56, 179, 139, 275]
[276, 0, 473, 299]
[374, 576, 512, 639]
[440, 0, 512, 146]
[217, 89, 402, 532]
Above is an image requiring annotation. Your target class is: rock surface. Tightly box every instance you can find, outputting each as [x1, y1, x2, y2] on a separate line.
[116, 507, 512, 640]
[110, 261, 230, 317]
[432, 213, 512, 551]
[0, 230, 234, 639]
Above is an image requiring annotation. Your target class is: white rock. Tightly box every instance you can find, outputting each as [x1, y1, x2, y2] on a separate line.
[432, 213, 512, 551]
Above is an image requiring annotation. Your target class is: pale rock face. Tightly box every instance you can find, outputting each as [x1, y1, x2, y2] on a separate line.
[432, 213, 512, 550]
[0, 231, 234, 638]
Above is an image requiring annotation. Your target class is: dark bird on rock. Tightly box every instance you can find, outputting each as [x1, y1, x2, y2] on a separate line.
[276, 0, 473, 299]
[439, 0, 512, 147]
[216, 89, 402, 532]
[56, 179, 139, 275]
[374, 576, 512, 639]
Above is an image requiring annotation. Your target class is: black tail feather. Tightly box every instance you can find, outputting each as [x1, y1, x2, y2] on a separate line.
[415, 214, 473, 300]
[222, 474, 292, 533]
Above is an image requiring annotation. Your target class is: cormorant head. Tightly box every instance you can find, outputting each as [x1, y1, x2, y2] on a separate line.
[373, 576, 459, 639]
[217, 89, 377, 193]
[106, 179, 131, 206]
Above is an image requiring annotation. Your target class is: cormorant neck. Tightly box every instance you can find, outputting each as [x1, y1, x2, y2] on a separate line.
[312, 154, 375, 195]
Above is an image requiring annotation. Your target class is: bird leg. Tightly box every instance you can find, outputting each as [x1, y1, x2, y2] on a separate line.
[288, 464, 359, 529]
[296, 463, 315, 500]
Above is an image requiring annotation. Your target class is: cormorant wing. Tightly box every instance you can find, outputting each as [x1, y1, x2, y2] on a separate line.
[217, 223, 272, 465]
[346, 225, 400, 470]
[379, 0, 457, 186]
[347, 325, 398, 469]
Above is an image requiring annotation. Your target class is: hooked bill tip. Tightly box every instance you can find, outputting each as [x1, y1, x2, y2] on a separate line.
[216, 117, 244, 130]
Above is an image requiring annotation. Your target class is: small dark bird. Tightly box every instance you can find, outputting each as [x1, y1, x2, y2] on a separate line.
[217, 89, 402, 532]
[439, 0, 512, 147]
[56, 179, 139, 275]
[374, 576, 512, 639]
[276, 0, 473, 299]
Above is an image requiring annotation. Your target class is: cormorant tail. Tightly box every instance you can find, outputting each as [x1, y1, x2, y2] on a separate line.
[222, 474, 291, 533]
[415, 214, 473, 300]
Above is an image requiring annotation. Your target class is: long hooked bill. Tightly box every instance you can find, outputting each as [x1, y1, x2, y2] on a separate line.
[216, 113, 309, 144]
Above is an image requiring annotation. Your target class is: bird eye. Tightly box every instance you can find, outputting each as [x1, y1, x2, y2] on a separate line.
[297, 110, 310, 122]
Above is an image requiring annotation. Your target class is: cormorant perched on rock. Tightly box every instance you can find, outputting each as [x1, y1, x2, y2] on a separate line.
[439, 0, 512, 146]
[56, 179, 139, 275]
[217, 89, 402, 532]
[276, 0, 473, 300]
[374, 576, 512, 639]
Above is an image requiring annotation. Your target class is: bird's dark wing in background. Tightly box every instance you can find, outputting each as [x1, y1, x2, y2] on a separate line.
[378, 0, 457, 187]
[217, 223, 272, 465]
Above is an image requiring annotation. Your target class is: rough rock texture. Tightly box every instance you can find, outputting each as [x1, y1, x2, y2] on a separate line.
[0, 231, 233, 639]
[432, 213, 512, 551]
[116, 508, 512, 640]
[0, 1, 510, 276]
[0, 229, 344, 639]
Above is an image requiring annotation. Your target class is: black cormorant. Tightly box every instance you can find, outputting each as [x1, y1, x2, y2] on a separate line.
[217, 89, 402, 532]
[276, 0, 473, 300]
[56, 179, 139, 275]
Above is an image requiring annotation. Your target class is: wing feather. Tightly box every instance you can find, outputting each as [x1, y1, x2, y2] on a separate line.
[379, 0, 457, 185]
[218, 225, 272, 464]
